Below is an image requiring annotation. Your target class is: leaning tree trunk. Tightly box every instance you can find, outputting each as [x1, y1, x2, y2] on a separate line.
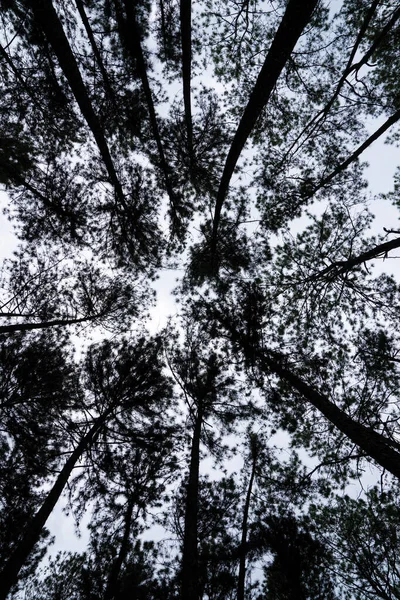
[308, 235, 400, 282]
[181, 400, 204, 600]
[30, 0, 125, 205]
[0, 411, 110, 600]
[261, 349, 400, 479]
[217, 312, 400, 480]
[211, 0, 319, 253]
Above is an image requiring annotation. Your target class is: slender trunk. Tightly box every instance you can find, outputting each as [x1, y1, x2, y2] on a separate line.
[324, 0, 382, 105]
[114, 0, 178, 220]
[0, 315, 96, 334]
[212, 0, 318, 251]
[349, 5, 400, 78]
[311, 107, 400, 198]
[0, 412, 110, 600]
[237, 453, 257, 600]
[180, 0, 193, 158]
[104, 498, 135, 600]
[217, 314, 400, 479]
[30, 0, 125, 205]
[277, 0, 387, 169]
[181, 401, 203, 600]
[75, 0, 115, 100]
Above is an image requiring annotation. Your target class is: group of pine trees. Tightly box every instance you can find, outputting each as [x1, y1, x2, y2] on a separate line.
[1, 0, 400, 598]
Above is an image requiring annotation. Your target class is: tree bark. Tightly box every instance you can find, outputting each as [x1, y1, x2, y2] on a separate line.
[212, 0, 318, 252]
[181, 401, 203, 600]
[0, 411, 110, 600]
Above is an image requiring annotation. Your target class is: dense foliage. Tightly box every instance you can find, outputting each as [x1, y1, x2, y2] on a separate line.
[1, 0, 400, 598]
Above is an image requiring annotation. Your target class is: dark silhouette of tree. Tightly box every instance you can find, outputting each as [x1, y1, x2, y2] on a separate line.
[0, 245, 151, 334]
[26, 540, 176, 600]
[2, 0, 400, 597]
[256, 515, 336, 600]
[0, 334, 174, 599]
[0, 330, 82, 598]
[237, 433, 261, 600]
[166, 322, 259, 599]
[312, 485, 400, 600]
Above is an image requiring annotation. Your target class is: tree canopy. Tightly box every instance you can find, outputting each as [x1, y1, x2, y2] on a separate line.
[1, 0, 400, 598]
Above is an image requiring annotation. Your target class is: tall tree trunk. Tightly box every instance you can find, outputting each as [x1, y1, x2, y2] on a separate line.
[180, 0, 193, 158]
[113, 0, 179, 223]
[0, 411, 111, 600]
[75, 0, 116, 101]
[181, 401, 203, 600]
[262, 350, 400, 479]
[104, 498, 135, 600]
[30, 0, 125, 205]
[211, 0, 318, 253]
[237, 446, 257, 600]
[217, 314, 400, 480]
